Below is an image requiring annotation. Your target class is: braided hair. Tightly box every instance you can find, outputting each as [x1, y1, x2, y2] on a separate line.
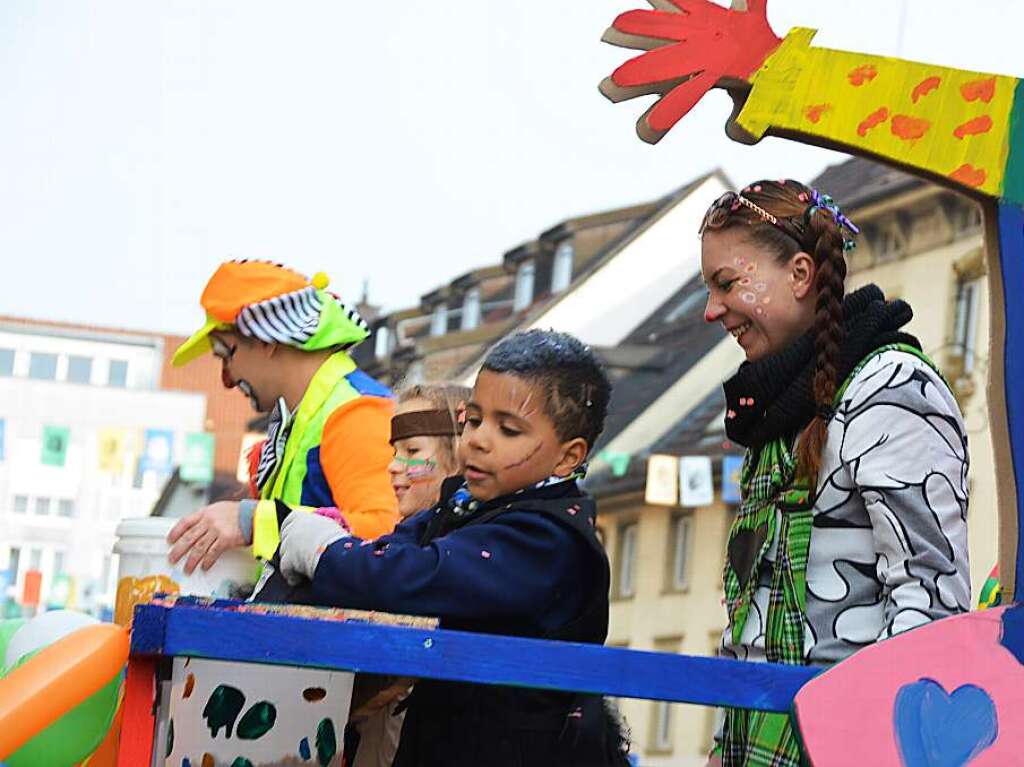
[700, 179, 854, 486]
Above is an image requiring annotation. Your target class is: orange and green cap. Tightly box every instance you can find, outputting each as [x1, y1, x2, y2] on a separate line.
[172, 260, 369, 366]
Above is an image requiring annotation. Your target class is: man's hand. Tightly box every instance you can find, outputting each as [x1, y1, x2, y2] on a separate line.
[167, 501, 246, 574]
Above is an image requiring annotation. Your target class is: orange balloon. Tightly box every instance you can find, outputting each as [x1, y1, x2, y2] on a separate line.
[0, 624, 128, 760]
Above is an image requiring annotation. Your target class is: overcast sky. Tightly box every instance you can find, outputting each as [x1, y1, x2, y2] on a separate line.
[1, 1, 1022, 335]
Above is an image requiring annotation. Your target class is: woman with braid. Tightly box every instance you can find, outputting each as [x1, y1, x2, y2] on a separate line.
[699, 180, 970, 767]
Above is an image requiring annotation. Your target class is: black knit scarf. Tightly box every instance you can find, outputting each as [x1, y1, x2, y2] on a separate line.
[723, 284, 920, 449]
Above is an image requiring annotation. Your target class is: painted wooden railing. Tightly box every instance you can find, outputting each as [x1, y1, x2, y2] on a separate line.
[118, 599, 820, 765]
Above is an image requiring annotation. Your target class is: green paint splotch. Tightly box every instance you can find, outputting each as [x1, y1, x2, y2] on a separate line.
[230, 759, 254, 767]
[202, 685, 246, 738]
[316, 718, 337, 766]
[237, 701, 277, 740]
[166, 719, 174, 757]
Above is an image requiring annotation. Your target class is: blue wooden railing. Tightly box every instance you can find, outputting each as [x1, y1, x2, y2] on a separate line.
[119, 600, 821, 763]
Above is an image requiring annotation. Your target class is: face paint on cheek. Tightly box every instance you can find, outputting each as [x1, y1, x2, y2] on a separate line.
[502, 442, 542, 471]
[740, 291, 757, 304]
[394, 456, 438, 482]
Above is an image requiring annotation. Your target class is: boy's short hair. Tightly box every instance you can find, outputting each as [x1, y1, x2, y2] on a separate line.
[482, 329, 611, 452]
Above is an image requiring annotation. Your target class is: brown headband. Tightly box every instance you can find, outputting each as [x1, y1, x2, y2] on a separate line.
[390, 409, 459, 444]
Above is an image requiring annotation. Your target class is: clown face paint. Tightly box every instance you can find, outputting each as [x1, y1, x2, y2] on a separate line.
[237, 379, 264, 412]
[703, 228, 816, 361]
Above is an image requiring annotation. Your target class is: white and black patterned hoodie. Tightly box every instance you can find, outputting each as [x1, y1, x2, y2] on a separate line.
[720, 286, 971, 665]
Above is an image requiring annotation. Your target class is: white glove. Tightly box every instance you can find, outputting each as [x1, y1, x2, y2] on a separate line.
[279, 512, 350, 585]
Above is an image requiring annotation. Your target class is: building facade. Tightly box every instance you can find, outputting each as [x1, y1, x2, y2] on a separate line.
[0, 319, 213, 617]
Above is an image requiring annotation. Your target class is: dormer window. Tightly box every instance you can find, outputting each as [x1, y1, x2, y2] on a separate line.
[374, 325, 391, 358]
[877, 223, 907, 261]
[551, 241, 574, 294]
[513, 260, 536, 312]
[955, 204, 983, 235]
[461, 288, 481, 331]
[430, 304, 448, 337]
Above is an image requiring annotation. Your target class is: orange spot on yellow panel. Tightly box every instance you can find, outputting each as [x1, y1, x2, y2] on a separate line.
[848, 65, 877, 86]
[911, 76, 942, 103]
[950, 164, 987, 188]
[961, 77, 996, 103]
[857, 107, 889, 137]
[954, 115, 994, 139]
[891, 115, 931, 140]
[804, 104, 832, 124]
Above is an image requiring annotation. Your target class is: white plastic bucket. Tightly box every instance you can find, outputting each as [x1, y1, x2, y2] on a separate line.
[113, 517, 260, 625]
[111, 517, 354, 767]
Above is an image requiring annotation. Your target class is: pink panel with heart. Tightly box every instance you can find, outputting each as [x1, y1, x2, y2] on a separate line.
[792, 606, 1022, 766]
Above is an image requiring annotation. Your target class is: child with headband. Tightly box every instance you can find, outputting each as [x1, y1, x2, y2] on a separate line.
[347, 382, 469, 767]
[389, 383, 470, 519]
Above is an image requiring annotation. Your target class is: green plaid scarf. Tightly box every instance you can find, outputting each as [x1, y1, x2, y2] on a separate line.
[719, 342, 943, 767]
[721, 438, 811, 767]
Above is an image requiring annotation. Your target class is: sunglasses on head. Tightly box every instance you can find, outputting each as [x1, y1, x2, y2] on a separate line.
[700, 188, 859, 252]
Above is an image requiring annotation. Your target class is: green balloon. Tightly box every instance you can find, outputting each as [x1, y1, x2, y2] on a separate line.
[6, 650, 121, 767]
[0, 619, 27, 672]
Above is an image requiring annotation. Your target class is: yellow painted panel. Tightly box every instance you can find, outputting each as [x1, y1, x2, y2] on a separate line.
[738, 28, 1015, 198]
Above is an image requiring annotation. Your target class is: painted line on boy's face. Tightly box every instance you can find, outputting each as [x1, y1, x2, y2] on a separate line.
[503, 441, 543, 470]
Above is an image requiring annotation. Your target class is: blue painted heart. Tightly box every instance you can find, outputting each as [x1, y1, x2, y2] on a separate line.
[893, 678, 997, 767]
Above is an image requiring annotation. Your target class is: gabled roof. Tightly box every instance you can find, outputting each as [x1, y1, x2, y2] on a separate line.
[455, 170, 730, 381]
[811, 157, 922, 211]
[538, 200, 661, 243]
[590, 271, 725, 459]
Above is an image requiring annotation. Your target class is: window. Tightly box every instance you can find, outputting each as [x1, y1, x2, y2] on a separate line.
[12, 495, 28, 514]
[461, 288, 481, 331]
[29, 548, 42, 571]
[649, 637, 682, 753]
[57, 499, 75, 518]
[429, 304, 448, 337]
[28, 352, 57, 380]
[669, 514, 693, 591]
[953, 277, 982, 374]
[53, 550, 66, 575]
[877, 225, 906, 261]
[100, 555, 113, 594]
[34, 497, 51, 516]
[373, 326, 391, 359]
[7, 546, 21, 578]
[108, 359, 128, 387]
[955, 204, 983, 235]
[513, 260, 536, 311]
[0, 348, 14, 377]
[67, 355, 93, 384]
[551, 242, 574, 294]
[616, 522, 638, 598]
[653, 700, 673, 752]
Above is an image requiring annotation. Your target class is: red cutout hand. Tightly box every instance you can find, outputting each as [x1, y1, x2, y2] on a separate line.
[600, 0, 781, 143]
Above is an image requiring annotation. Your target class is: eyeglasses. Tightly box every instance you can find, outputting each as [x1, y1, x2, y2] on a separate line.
[210, 336, 237, 362]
